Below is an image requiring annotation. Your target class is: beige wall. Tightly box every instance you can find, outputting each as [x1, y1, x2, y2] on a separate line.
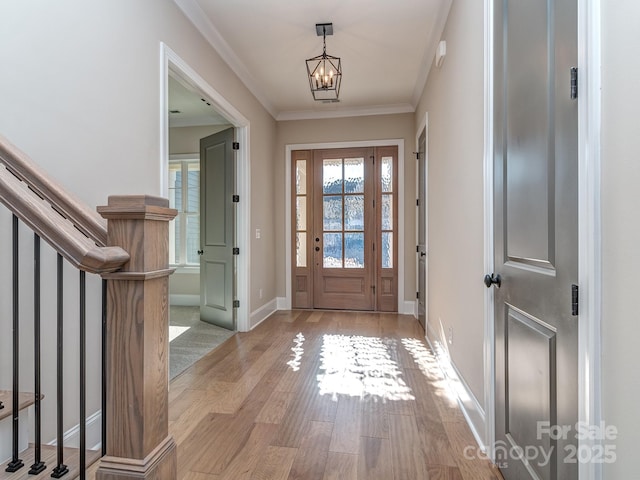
[415, 0, 485, 403]
[601, 1, 640, 476]
[275, 113, 416, 303]
[0, 0, 277, 437]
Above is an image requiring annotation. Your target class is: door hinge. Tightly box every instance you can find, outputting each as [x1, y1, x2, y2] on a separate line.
[571, 284, 579, 316]
[232, 195, 240, 203]
[416, 199, 419, 207]
[232, 142, 240, 150]
[416, 245, 419, 253]
[570, 67, 578, 100]
[233, 300, 240, 308]
[232, 247, 240, 255]
[416, 291, 419, 299]
[414, 152, 420, 160]
[373, 199, 375, 208]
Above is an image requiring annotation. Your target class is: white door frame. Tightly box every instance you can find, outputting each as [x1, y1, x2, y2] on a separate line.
[160, 43, 251, 332]
[482, 1, 602, 479]
[284, 139, 406, 314]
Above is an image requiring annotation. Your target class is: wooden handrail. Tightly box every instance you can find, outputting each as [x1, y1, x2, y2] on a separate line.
[0, 135, 129, 273]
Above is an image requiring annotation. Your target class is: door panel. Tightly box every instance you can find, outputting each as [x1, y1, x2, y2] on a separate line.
[376, 146, 398, 311]
[292, 150, 313, 308]
[493, 0, 578, 478]
[313, 148, 375, 310]
[200, 128, 235, 329]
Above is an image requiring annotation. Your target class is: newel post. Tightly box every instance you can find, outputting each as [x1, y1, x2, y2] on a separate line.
[95, 195, 178, 480]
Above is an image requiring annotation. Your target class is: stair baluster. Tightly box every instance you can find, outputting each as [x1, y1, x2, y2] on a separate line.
[51, 254, 69, 479]
[5, 214, 24, 473]
[28, 234, 45, 475]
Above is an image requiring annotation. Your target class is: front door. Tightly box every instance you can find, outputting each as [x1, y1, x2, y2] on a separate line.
[492, 0, 578, 479]
[292, 146, 398, 311]
[313, 148, 375, 310]
[200, 128, 235, 330]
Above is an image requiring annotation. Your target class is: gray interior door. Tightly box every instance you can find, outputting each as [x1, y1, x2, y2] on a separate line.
[200, 128, 235, 330]
[492, 0, 578, 478]
[417, 129, 427, 331]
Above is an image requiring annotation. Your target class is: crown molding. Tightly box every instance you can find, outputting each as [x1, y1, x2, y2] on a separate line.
[173, 0, 278, 119]
[411, 0, 454, 107]
[276, 103, 415, 121]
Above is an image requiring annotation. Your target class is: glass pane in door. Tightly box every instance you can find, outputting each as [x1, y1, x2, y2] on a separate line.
[323, 233, 343, 268]
[323, 159, 343, 194]
[345, 232, 365, 268]
[344, 157, 364, 193]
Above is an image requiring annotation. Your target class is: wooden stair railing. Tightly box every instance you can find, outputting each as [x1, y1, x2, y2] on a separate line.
[0, 135, 177, 480]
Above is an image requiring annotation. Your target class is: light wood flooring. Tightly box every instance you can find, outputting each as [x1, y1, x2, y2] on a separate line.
[168, 310, 503, 480]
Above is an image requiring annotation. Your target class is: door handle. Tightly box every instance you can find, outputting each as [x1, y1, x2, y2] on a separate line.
[483, 273, 501, 288]
[315, 246, 320, 252]
[197, 250, 204, 255]
[420, 252, 426, 257]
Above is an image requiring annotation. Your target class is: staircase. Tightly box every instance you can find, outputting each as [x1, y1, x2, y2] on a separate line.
[0, 134, 178, 480]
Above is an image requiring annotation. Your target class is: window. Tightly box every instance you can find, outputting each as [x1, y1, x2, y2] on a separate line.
[168, 158, 200, 267]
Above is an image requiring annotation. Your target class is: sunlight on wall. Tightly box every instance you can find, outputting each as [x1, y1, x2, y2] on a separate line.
[316, 334, 415, 402]
[402, 337, 463, 406]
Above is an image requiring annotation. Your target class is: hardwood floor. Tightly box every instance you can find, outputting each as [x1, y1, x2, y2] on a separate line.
[168, 310, 503, 480]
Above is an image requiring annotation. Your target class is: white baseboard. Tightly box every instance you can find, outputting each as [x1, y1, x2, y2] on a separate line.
[401, 300, 417, 316]
[169, 294, 199, 306]
[47, 410, 102, 451]
[426, 322, 487, 451]
[249, 298, 278, 330]
[276, 296, 288, 310]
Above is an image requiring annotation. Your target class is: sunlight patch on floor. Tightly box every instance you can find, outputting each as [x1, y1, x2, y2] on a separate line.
[169, 325, 190, 342]
[287, 333, 305, 371]
[317, 334, 414, 401]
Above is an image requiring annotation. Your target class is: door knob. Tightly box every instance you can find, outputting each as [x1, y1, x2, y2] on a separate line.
[420, 252, 426, 257]
[315, 246, 320, 252]
[197, 250, 204, 255]
[484, 273, 501, 288]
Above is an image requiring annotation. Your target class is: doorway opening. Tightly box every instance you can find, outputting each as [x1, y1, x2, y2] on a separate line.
[160, 43, 251, 376]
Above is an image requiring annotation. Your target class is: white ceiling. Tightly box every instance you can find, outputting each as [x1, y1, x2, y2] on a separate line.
[173, 0, 453, 120]
[168, 75, 230, 127]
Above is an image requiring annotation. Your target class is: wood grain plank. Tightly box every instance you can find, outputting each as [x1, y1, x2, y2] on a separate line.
[287, 421, 333, 480]
[361, 398, 389, 439]
[357, 436, 393, 480]
[218, 423, 278, 480]
[322, 452, 357, 480]
[329, 396, 362, 454]
[250, 446, 297, 480]
[388, 413, 429, 480]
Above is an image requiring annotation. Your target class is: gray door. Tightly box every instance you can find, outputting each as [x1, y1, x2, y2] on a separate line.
[492, 0, 578, 479]
[200, 128, 235, 330]
[417, 129, 427, 331]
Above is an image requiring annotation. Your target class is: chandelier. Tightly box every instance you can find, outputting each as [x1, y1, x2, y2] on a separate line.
[305, 23, 342, 101]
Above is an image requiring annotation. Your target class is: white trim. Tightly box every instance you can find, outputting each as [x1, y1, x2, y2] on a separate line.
[47, 410, 102, 451]
[249, 298, 278, 330]
[426, 323, 487, 451]
[169, 153, 199, 161]
[577, 0, 602, 478]
[284, 139, 405, 313]
[482, 0, 496, 455]
[171, 266, 200, 275]
[276, 296, 288, 310]
[169, 294, 200, 306]
[276, 104, 414, 122]
[172, 0, 277, 118]
[161, 42, 251, 332]
[401, 300, 417, 317]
